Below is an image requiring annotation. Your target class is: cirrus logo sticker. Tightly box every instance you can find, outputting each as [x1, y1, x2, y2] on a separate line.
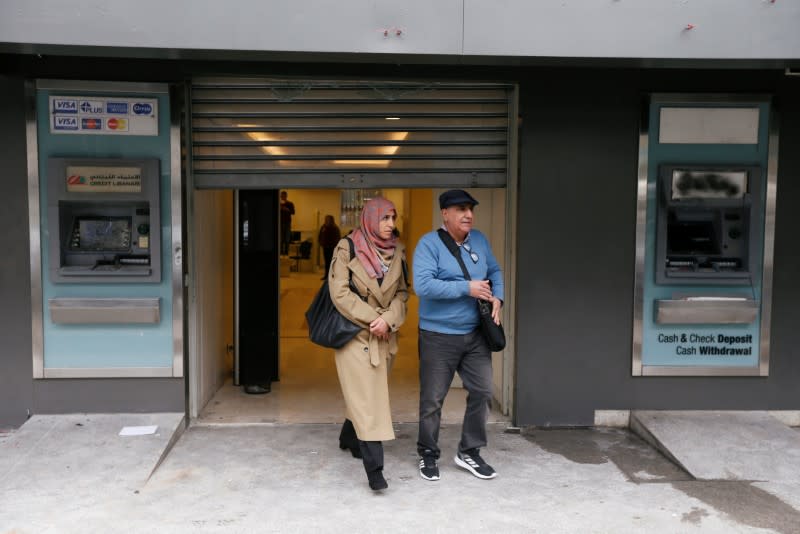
[132, 102, 153, 115]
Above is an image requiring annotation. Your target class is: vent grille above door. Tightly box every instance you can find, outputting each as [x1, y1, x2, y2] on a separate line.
[190, 78, 513, 189]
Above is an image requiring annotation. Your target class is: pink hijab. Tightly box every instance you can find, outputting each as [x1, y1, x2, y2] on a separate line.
[351, 197, 398, 279]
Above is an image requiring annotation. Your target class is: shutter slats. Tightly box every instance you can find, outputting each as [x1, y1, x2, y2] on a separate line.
[191, 78, 512, 188]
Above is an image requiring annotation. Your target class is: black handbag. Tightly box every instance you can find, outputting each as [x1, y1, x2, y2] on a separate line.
[305, 237, 364, 349]
[437, 229, 506, 352]
[305, 280, 362, 349]
[477, 298, 506, 352]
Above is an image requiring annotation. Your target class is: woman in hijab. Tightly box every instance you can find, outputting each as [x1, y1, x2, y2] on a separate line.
[328, 197, 409, 491]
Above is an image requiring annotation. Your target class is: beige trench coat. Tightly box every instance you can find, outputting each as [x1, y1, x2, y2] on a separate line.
[329, 238, 409, 441]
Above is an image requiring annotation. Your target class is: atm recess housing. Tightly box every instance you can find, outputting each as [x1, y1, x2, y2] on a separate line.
[655, 164, 762, 286]
[48, 157, 161, 284]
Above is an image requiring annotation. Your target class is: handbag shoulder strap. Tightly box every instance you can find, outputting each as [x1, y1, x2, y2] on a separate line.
[437, 228, 471, 281]
[344, 236, 367, 302]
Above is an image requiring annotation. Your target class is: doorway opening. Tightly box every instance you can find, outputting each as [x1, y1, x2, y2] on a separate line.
[189, 187, 510, 425]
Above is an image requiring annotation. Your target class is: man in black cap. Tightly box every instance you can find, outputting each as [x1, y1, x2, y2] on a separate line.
[412, 189, 504, 481]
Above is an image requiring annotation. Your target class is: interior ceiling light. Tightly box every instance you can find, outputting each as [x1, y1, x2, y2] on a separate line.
[241, 130, 285, 156]
[385, 117, 401, 120]
[239, 125, 408, 167]
[333, 131, 408, 167]
[239, 124, 297, 166]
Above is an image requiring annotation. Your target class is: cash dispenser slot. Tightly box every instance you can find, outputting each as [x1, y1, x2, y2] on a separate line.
[655, 297, 758, 325]
[49, 297, 161, 324]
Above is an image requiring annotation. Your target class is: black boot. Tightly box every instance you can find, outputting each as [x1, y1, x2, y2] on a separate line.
[338, 419, 362, 459]
[366, 469, 388, 491]
[359, 440, 387, 491]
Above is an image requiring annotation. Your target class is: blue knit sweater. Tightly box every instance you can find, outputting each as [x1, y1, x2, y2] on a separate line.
[413, 229, 504, 334]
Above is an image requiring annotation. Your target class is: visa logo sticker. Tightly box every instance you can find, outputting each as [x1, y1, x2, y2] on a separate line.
[53, 99, 78, 113]
[106, 102, 129, 115]
[79, 100, 104, 114]
[132, 102, 153, 115]
[53, 116, 79, 130]
[81, 118, 102, 130]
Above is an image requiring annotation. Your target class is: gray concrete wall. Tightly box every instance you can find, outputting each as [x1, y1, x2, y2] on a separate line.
[1, 0, 798, 60]
[0, 76, 34, 427]
[464, 0, 800, 59]
[515, 68, 800, 426]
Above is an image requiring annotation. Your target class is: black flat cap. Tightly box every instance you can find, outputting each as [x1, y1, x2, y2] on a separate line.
[439, 189, 479, 209]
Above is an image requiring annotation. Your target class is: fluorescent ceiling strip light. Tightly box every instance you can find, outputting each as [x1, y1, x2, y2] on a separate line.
[238, 125, 408, 167]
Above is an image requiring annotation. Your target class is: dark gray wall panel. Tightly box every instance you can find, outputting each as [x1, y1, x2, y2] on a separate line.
[0, 76, 33, 428]
[768, 78, 800, 401]
[516, 69, 800, 426]
[34, 379, 185, 414]
[515, 71, 639, 426]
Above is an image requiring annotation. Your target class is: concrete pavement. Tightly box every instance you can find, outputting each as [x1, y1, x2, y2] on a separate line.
[632, 411, 800, 482]
[2, 415, 800, 533]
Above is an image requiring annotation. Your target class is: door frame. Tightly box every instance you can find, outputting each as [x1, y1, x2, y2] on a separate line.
[185, 79, 519, 421]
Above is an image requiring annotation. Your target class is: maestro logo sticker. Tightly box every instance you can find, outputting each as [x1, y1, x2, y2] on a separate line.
[81, 118, 102, 130]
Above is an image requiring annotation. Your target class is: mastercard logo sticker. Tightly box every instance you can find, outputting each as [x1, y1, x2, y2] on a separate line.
[107, 118, 128, 131]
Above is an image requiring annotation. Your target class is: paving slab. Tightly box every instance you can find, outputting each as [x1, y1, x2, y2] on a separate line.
[631, 410, 800, 482]
[0, 413, 184, 496]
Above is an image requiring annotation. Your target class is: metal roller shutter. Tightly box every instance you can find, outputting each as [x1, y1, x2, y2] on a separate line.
[190, 78, 514, 189]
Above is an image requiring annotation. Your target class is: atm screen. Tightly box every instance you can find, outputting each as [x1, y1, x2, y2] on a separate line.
[70, 216, 132, 251]
[671, 170, 747, 200]
[667, 220, 719, 255]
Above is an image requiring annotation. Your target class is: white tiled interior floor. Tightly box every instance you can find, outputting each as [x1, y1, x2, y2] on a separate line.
[199, 271, 508, 426]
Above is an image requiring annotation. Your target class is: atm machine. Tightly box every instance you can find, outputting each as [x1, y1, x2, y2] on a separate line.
[653, 164, 762, 325]
[635, 96, 774, 376]
[46, 157, 162, 325]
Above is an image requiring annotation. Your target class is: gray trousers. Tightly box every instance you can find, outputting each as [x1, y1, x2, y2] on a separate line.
[417, 328, 493, 458]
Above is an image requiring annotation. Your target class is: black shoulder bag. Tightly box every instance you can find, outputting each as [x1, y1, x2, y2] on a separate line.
[305, 237, 365, 349]
[437, 229, 506, 352]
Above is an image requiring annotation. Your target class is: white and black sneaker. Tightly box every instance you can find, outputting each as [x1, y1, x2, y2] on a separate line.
[419, 455, 440, 481]
[455, 449, 497, 479]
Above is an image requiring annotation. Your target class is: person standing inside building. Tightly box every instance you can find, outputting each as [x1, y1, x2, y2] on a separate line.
[279, 190, 295, 255]
[318, 214, 341, 280]
[413, 189, 504, 482]
[329, 197, 408, 491]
